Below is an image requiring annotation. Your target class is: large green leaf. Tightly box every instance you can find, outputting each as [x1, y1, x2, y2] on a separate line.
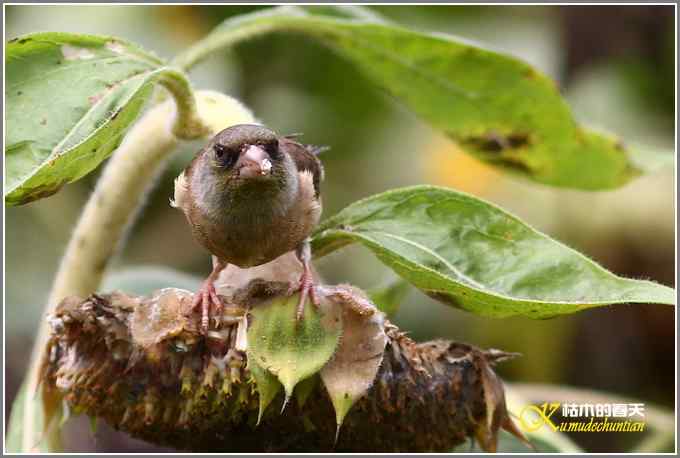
[311, 186, 674, 318]
[102, 265, 203, 295]
[368, 277, 411, 317]
[175, 6, 646, 190]
[5, 32, 167, 205]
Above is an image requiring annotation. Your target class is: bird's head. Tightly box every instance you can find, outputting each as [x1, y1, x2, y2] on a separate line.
[206, 124, 286, 188]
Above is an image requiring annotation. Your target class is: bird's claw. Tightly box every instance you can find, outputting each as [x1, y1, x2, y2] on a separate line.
[192, 280, 224, 334]
[288, 272, 320, 322]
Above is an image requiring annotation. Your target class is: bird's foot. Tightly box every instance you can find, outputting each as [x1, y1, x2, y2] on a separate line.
[287, 270, 320, 321]
[192, 279, 224, 334]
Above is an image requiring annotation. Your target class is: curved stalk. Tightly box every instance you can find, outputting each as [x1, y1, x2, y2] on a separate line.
[157, 70, 212, 139]
[170, 6, 380, 72]
[20, 90, 255, 451]
[171, 15, 284, 71]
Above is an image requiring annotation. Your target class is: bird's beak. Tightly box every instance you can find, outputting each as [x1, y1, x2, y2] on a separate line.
[236, 145, 272, 178]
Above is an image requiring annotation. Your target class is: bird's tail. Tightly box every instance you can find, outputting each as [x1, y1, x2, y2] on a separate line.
[307, 144, 331, 156]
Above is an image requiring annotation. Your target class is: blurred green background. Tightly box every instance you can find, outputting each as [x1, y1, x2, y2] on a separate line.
[4, 5, 675, 453]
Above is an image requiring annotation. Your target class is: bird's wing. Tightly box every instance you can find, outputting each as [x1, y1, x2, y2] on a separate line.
[306, 144, 331, 156]
[283, 134, 330, 156]
[171, 170, 189, 210]
[171, 150, 203, 211]
[280, 137, 324, 197]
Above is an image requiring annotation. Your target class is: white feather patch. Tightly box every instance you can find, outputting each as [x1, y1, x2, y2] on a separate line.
[298, 170, 322, 219]
[170, 171, 188, 209]
[298, 170, 317, 201]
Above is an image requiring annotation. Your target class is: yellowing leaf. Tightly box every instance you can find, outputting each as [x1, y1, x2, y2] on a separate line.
[320, 286, 387, 432]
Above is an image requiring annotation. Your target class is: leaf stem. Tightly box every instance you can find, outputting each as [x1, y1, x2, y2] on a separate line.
[170, 6, 384, 72]
[171, 9, 300, 71]
[158, 69, 211, 139]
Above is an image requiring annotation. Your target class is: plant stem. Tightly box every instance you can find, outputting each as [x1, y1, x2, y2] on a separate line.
[20, 90, 255, 451]
[171, 26, 276, 72]
[170, 6, 381, 72]
[22, 99, 178, 451]
[171, 10, 299, 71]
[158, 70, 211, 139]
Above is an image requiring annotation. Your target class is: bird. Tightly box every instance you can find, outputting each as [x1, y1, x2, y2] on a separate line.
[171, 124, 325, 333]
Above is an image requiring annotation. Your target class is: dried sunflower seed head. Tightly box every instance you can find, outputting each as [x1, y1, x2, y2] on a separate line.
[40, 280, 523, 452]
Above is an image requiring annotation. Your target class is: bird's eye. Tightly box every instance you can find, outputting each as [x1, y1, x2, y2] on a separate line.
[214, 143, 227, 158]
[262, 140, 279, 159]
[214, 144, 238, 168]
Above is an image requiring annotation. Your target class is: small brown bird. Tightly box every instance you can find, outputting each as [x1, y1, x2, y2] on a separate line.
[172, 124, 325, 332]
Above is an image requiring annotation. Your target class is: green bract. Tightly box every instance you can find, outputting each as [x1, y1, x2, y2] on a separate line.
[246, 294, 343, 404]
[312, 186, 675, 318]
[247, 358, 283, 425]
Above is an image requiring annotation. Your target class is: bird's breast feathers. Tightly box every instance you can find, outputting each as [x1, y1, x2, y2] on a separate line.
[172, 167, 321, 267]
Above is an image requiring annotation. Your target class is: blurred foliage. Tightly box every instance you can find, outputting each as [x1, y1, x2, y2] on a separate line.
[4, 5, 675, 453]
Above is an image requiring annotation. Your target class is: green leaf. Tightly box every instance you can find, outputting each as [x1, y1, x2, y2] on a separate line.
[247, 359, 282, 425]
[175, 6, 643, 190]
[88, 415, 99, 436]
[293, 374, 319, 410]
[311, 186, 675, 318]
[453, 430, 577, 453]
[5, 32, 167, 205]
[246, 294, 343, 405]
[102, 265, 203, 296]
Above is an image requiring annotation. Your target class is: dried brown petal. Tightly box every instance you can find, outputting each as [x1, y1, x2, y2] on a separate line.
[320, 286, 387, 433]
